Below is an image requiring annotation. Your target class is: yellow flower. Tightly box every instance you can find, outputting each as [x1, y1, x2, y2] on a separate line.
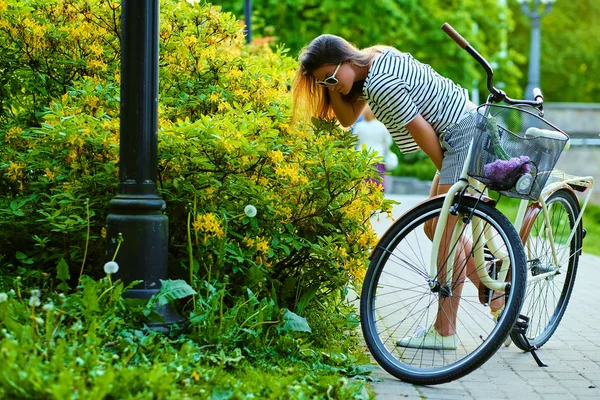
[193, 213, 224, 240]
[87, 59, 108, 72]
[6, 163, 24, 181]
[191, 371, 200, 382]
[101, 227, 107, 239]
[256, 238, 269, 253]
[183, 35, 198, 47]
[44, 168, 55, 181]
[275, 164, 308, 186]
[268, 150, 284, 164]
[233, 89, 249, 100]
[89, 44, 104, 57]
[4, 127, 22, 142]
[228, 68, 243, 79]
[217, 101, 230, 112]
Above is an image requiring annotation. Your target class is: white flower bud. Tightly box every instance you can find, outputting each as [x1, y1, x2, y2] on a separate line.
[29, 296, 41, 307]
[0, 293, 7, 303]
[244, 204, 257, 218]
[104, 261, 119, 275]
[42, 301, 54, 312]
[71, 321, 83, 332]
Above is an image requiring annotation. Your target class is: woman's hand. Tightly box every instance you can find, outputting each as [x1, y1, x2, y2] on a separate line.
[329, 90, 366, 127]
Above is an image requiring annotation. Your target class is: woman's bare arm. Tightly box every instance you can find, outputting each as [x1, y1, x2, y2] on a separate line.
[329, 91, 367, 127]
[405, 114, 443, 171]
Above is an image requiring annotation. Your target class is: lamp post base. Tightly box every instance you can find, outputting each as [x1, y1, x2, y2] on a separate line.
[106, 195, 185, 330]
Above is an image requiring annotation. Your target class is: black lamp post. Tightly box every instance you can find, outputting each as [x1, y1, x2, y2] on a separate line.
[517, 0, 556, 99]
[106, 0, 181, 327]
[243, 0, 252, 44]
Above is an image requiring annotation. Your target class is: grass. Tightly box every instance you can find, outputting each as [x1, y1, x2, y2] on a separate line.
[494, 195, 600, 257]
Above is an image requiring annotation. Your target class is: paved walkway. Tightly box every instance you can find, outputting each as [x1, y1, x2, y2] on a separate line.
[367, 195, 600, 399]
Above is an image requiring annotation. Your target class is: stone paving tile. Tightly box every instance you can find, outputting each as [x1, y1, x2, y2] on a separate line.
[366, 195, 600, 399]
[540, 395, 579, 400]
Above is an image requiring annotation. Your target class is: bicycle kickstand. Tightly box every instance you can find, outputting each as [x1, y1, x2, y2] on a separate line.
[513, 314, 548, 367]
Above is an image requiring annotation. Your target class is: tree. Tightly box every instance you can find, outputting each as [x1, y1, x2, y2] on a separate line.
[221, 0, 522, 97]
[508, 0, 600, 102]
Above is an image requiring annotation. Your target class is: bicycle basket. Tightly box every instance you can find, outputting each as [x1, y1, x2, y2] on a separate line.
[468, 104, 569, 200]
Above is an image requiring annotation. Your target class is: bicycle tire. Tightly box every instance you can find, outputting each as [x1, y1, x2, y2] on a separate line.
[511, 188, 581, 350]
[361, 196, 527, 385]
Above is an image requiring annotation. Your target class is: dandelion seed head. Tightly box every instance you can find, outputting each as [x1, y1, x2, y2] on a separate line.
[244, 205, 257, 218]
[104, 261, 119, 275]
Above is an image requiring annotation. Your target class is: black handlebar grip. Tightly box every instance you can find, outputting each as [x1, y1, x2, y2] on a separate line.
[533, 88, 544, 101]
[441, 23, 469, 49]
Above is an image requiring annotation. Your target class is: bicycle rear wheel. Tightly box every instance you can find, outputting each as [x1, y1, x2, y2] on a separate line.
[512, 188, 581, 350]
[360, 196, 527, 385]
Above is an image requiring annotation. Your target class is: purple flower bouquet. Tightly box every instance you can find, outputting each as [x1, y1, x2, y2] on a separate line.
[483, 156, 531, 186]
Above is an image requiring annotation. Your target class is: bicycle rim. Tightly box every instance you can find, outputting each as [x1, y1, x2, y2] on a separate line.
[361, 196, 526, 385]
[512, 189, 580, 349]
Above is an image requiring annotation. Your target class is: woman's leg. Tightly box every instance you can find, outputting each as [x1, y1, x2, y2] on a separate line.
[432, 183, 467, 336]
[432, 183, 503, 336]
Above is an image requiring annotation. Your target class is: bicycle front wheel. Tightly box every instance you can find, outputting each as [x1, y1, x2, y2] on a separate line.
[360, 196, 527, 385]
[512, 188, 581, 350]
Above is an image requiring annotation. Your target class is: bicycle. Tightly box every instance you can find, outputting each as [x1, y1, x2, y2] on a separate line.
[360, 23, 595, 385]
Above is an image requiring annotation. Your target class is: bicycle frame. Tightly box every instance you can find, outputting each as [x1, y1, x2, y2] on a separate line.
[429, 135, 511, 294]
[513, 170, 595, 284]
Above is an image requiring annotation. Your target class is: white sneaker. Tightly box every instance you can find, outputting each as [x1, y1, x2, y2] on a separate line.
[491, 308, 512, 347]
[396, 326, 457, 350]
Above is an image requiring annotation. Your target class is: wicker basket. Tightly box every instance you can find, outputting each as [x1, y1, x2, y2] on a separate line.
[467, 104, 569, 200]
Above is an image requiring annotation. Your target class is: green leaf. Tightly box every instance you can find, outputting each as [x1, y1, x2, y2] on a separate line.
[281, 308, 311, 333]
[56, 258, 70, 282]
[246, 288, 260, 307]
[295, 283, 320, 316]
[156, 279, 197, 307]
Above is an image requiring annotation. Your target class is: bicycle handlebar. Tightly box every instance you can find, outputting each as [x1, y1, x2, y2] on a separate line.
[441, 23, 469, 49]
[441, 23, 544, 110]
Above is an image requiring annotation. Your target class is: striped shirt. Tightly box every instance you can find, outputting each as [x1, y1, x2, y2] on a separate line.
[362, 49, 468, 154]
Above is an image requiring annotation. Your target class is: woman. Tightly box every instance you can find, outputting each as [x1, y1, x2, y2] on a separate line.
[353, 104, 394, 190]
[293, 34, 502, 350]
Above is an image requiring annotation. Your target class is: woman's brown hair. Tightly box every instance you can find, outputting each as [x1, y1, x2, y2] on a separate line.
[292, 34, 384, 124]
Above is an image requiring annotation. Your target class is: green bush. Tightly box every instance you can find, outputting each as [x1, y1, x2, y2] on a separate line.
[0, 277, 372, 399]
[0, 1, 391, 396]
[0, 0, 392, 308]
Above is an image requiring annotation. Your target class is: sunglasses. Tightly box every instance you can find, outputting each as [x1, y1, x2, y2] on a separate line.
[315, 63, 342, 87]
